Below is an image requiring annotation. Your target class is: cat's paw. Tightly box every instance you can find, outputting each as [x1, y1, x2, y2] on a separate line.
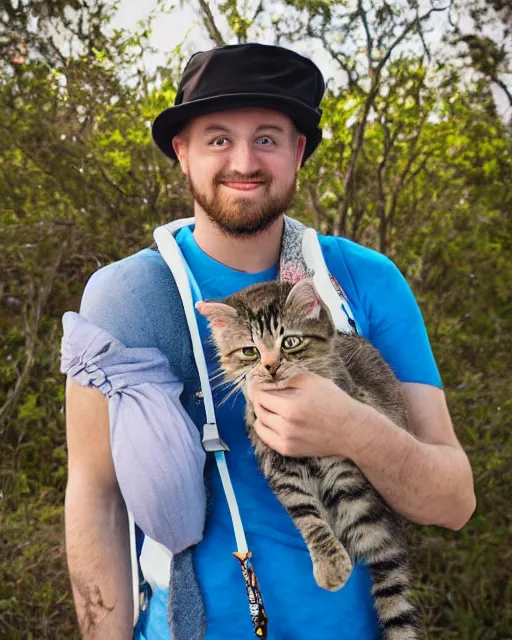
[312, 547, 353, 591]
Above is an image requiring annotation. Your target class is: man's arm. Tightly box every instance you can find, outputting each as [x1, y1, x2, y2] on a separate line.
[65, 377, 133, 640]
[343, 382, 476, 530]
[251, 376, 476, 531]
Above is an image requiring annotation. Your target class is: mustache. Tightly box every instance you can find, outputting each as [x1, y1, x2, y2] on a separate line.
[214, 171, 271, 184]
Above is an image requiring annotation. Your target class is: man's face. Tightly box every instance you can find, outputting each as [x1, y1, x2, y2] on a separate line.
[172, 108, 306, 236]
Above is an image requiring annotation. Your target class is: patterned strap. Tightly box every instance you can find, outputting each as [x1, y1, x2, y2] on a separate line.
[280, 217, 358, 334]
[302, 228, 358, 334]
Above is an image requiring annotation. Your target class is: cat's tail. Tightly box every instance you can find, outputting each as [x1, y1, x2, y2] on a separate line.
[366, 544, 420, 640]
[337, 495, 420, 639]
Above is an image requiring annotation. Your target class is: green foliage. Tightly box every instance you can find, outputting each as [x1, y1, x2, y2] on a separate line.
[450, 0, 512, 108]
[1, 1, 511, 638]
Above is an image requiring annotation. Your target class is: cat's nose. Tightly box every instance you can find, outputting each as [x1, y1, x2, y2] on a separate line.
[264, 363, 278, 377]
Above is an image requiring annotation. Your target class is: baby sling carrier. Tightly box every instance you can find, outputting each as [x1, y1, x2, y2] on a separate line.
[130, 216, 359, 638]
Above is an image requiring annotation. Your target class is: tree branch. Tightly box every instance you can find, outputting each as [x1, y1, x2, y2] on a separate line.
[197, 0, 225, 46]
[307, 184, 325, 230]
[495, 77, 512, 107]
[251, 0, 265, 23]
[357, 0, 374, 68]
[376, 5, 448, 75]
[313, 16, 364, 94]
[388, 113, 429, 229]
[333, 3, 448, 236]
[334, 79, 380, 235]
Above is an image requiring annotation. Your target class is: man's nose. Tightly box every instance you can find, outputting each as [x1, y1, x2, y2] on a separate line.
[229, 142, 260, 175]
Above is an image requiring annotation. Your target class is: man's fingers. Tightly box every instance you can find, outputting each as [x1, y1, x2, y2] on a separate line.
[257, 378, 301, 392]
[253, 418, 283, 451]
[255, 381, 280, 392]
[253, 392, 278, 413]
[254, 403, 281, 430]
[275, 373, 313, 389]
[252, 372, 314, 394]
[255, 392, 293, 417]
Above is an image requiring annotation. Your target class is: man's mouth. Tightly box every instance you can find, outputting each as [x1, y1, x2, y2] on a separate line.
[221, 181, 265, 191]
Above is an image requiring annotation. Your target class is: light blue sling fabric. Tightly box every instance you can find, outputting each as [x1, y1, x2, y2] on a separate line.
[61, 311, 206, 553]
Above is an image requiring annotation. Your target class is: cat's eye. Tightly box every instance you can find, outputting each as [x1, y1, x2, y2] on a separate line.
[282, 336, 305, 352]
[240, 346, 259, 360]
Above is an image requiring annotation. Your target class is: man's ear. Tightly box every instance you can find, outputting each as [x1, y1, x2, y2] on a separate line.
[172, 135, 188, 175]
[295, 134, 307, 171]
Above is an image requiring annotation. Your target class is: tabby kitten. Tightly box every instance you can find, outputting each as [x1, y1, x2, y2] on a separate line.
[196, 279, 419, 640]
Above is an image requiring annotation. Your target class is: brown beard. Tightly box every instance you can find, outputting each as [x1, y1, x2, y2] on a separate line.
[187, 170, 297, 237]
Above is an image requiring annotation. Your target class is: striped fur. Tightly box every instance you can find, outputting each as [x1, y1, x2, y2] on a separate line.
[198, 280, 420, 640]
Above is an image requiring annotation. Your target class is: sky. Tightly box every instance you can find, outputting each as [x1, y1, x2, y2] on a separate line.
[111, 0, 358, 85]
[113, 0, 209, 61]
[112, 0, 510, 120]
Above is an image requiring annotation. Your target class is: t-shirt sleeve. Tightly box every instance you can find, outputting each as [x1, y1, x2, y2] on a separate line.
[364, 256, 442, 388]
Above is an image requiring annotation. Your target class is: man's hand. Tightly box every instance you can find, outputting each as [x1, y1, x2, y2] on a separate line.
[249, 373, 360, 458]
[248, 374, 476, 530]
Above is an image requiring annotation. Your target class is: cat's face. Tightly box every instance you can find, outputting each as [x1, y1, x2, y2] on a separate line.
[196, 280, 336, 393]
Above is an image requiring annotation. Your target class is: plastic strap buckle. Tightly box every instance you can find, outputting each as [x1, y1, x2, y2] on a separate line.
[202, 422, 230, 452]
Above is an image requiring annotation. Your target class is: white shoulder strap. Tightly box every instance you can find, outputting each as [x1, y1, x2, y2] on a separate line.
[302, 228, 358, 334]
[153, 226, 216, 427]
[153, 224, 249, 556]
[130, 222, 252, 628]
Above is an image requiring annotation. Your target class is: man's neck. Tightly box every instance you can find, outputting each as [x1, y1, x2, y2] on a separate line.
[192, 210, 283, 274]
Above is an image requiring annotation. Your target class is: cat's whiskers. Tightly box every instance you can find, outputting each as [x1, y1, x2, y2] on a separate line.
[217, 368, 252, 407]
[211, 367, 245, 394]
[217, 381, 245, 408]
[209, 368, 229, 386]
[207, 364, 233, 392]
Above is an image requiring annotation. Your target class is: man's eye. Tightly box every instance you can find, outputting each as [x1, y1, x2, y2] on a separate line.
[257, 137, 273, 145]
[212, 138, 229, 146]
[282, 336, 304, 351]
[240, 346, 259, 360]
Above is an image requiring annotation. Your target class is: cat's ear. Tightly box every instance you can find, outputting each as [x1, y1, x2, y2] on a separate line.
[285, 279, 322, 321]
[195, 301, 238, 329]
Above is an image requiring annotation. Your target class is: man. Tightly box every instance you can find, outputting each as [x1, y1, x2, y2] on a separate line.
[63, 43, 475, 639]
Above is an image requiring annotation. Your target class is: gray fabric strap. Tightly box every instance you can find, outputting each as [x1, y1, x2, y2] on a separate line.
[168, 549, 207, 640]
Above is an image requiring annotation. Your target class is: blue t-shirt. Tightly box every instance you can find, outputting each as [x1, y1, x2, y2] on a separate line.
[79, 222, 441, 639]
[172, 226, 440, 640]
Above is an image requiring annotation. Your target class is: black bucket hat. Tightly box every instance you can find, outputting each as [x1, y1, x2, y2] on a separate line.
[152, 43, 325, 166]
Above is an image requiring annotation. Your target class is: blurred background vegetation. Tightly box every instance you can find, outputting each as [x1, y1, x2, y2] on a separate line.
[0, 0, 510, 638]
